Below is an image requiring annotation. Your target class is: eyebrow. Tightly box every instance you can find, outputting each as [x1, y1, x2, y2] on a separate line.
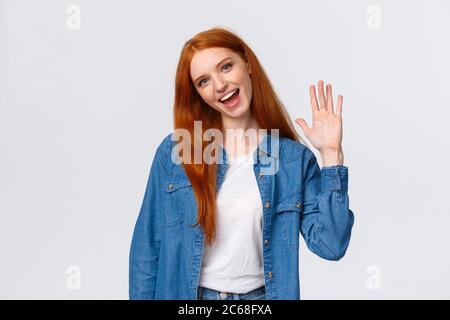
[193, 57, 232, 84]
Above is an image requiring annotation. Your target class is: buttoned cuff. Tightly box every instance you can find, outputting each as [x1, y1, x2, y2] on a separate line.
[321, 165, 349, 192]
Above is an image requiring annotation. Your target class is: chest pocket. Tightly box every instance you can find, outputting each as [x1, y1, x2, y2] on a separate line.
[162, 178, 192, 227]
[275, 195, 303, 248]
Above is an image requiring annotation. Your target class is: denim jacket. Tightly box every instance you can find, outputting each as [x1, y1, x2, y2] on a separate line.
[129, 132, 355, 300]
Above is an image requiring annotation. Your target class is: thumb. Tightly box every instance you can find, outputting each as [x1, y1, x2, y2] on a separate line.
[295, 118, 310, 134]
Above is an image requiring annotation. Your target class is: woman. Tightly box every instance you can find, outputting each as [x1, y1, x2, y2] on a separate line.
[129, 27, 355, 300]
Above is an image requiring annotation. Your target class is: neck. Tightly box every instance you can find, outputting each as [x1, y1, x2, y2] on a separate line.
[221, 113, 262, 157]
[221, 111, 258, 132]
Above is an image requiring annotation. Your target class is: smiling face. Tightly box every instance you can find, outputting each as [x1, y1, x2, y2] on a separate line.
[190, 47, 253, 125]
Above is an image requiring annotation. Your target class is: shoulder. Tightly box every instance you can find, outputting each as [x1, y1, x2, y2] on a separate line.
[154, 132, 172, 156]
[154, 132, 188, 174]
[150, 132, 173, 170]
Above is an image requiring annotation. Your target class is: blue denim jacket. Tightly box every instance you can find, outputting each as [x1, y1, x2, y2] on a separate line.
[129, 132, 355, 300]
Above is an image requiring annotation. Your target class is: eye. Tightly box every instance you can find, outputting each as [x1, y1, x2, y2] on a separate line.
[222, 63, 232, 71]
[197, 62, 232, 87]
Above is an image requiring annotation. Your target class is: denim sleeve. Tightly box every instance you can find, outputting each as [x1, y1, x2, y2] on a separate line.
[299, 149, 355, 261]
[129, 138, 168, 299]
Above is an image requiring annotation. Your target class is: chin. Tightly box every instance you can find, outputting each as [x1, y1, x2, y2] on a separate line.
[222, 100, 250, 116]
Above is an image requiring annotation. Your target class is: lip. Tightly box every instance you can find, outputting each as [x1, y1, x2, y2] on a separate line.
[218, 88, 239, 102]
[223, 91, 240, 109]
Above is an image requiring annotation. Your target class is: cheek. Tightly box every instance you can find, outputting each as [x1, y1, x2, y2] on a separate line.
[198, 89, 213, 103]
[242, 74, 252, 100]
[199, 89, 220, 110]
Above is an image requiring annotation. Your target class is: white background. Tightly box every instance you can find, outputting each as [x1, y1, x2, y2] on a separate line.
[1, 0, 449, 299]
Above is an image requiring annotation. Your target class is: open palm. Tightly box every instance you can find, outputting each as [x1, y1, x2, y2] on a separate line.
[295, 80, 343, 152]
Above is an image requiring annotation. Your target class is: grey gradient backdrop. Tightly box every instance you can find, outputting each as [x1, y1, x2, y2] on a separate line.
[1, 0, 449, 299]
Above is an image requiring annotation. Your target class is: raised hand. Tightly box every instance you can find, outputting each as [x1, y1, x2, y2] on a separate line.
[295, 80, 344, 166]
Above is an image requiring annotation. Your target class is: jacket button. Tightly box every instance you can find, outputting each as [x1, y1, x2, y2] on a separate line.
[168, 183, 173, 190]
[258, 172, 264, 178]
[268, 271, 273, 278]
[264, 239, 269, 246]
[295, 201, 302, 208]
[265, 201, 270, 208]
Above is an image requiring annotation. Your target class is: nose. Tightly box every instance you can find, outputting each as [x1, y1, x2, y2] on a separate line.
[213, 75, 228, 93]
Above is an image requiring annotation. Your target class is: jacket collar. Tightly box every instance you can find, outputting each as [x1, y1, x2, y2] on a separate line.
[218, 130, 281, 164]
[257, 131, 280, 158]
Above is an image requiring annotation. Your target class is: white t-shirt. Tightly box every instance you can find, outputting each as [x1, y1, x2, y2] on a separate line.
[198, 146, 265, 293]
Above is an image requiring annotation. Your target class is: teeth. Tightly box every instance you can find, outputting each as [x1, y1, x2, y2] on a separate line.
[220, 89, 237, 102]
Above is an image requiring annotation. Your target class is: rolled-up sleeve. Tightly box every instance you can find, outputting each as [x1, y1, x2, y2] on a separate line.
[129, 139, 168, 299]
[299, 149, 355, 261]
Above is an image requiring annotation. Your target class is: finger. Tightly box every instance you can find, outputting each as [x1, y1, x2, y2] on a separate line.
[336, 95, 343, 117]
[309, 85, 319, 112]
[326, 84, 334, 113]
[295, 118, 311, 134]
[318, 80, 327, 111]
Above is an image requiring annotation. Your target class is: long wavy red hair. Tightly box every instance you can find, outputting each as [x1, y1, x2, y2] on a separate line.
[173, 27, 304, 246]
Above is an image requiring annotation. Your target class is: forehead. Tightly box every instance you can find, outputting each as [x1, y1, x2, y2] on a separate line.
[190, 47, 239, 77]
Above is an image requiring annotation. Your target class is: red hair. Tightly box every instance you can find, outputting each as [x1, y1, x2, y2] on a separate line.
[173, 27, 303, 246]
